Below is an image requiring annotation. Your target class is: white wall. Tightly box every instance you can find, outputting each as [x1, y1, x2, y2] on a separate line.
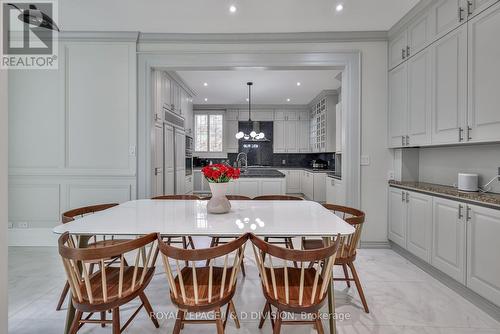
[1, 68, 8, 334]
[8, 36, 138, 245]
[419, 144, 500, 193]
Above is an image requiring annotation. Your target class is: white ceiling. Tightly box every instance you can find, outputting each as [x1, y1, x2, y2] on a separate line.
[59, 0, 419, 33]
[176, 70, 341, 105]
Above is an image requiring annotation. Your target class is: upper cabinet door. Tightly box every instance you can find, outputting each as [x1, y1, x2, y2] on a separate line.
[431, 0, 466, 41]
[466, 204, 500, 306]
[285, 121, 298, 153]
[273, 120, 286, 153]
[467, 2, 500, 143]
[298, 120, 310, 153]
[431, 25, 468, 145]
[432, 196, 466, 284]
[162, 73, 172, 111]
[388, 63, 408, 148]
[408, 9, 434, 56]
[469, 0, 500, 18]
[388, 30, 408, 70]
[407, 48, 432, 146]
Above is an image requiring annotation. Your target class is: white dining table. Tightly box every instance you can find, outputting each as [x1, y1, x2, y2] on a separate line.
[53, 199, 355, 334]
[53, 199, 355, 237]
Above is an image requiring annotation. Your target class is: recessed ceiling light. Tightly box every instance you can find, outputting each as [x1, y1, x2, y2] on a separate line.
[229, 5, 237, 13]
[204, 98, 208, 102]
[296, 82, 301, 86]
[203, 82, 208, 86]
[246, 98, 249, 102]
[286, 98, 291, 102]
[336, 3, 344, 12]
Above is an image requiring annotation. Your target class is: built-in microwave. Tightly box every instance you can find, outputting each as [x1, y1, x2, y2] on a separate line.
[185, 135, 193, 154]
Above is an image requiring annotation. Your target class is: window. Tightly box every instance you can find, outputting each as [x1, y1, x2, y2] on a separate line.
[195, 113, 223, 152]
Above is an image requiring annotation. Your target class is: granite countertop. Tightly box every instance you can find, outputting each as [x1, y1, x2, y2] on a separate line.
[193, 167, 284, 178]
[327, 172, 342, 180]
[389, 180, 500, 210]
[194, 166, 336, 175]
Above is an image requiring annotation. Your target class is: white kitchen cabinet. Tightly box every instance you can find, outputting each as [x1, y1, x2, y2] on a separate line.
[176, 170, 185, 195]
[431, 0, 467, 41]
[406, 191, 433, 263]
[171, 83, 181, 115]
[298, 120, 310, 153]
[407, 47, 432, 146]
[326, 177, 336, 204]
[164, 125, 175, 195]
[152, 125, 164, 197]
[251, 110, 274, 121]
[310, 94, 337, 152]
[431, 25, 468, 145]
[279, 170, 301, 194]
[466, 204, 500, 306]
[285, 121, 298, 153]
[335, 103, 343, 153]
[301, 171, 314, 200]
[432, 196, 466, 284]
[298, 111, 309, 121]
[262, 179, 285, 195]
[162, 72, 173, 111]
[335, 178, 346, 206]
[193, 170, 203, 192]
[185, 175, 193, 194]
[467, 2, 500, 143]
[174, 129, 185, 195]
[153, 71, 164, 124]
[313, 173, 326, 202]
[273, 120, 286, 153]
[388, 187, 407, 248]
[389, 29, 408, 70]
[468, 0, 499, 18]
[225, 120, 239, 153]
[407, 8, 434, 57]
[388, 63, 408, 147]
[238, 179, 260, 197]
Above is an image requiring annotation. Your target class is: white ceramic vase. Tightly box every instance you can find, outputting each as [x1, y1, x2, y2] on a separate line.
[207, 182, 231, 214]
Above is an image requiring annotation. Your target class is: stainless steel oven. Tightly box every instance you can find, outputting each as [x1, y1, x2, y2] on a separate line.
[185, 135, 193, 155]
[185, 154, 193, 176]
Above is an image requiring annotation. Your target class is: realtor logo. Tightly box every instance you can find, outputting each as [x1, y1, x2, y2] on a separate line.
[1, 0, 59, 69]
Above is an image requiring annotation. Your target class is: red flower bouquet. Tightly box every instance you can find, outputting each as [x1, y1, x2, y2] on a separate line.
[201, 164, 240, 183]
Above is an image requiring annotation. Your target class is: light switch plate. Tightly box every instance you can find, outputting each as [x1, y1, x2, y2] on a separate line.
[360, 155, 370, 166]
[17, 222, 29, 229]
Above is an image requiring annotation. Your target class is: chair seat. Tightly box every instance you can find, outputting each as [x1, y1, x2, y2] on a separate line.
[77, 266, 155, 305]
[171, 266, 235, 307]
[262, 267, 325, 309]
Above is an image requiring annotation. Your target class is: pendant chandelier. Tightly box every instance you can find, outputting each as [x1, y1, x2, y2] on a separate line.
[235, 82, 265, 140]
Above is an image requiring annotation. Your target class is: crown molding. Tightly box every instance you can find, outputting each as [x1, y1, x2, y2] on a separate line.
[193, 104, 309, 110]
[388, 0, 433, 37]
[57, 31, 140, 42]
[139, 31, 388, 45]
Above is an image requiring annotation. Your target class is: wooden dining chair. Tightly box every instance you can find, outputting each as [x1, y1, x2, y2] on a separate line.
[58, 232, 160, 334]
[203, 195, 252, 276]
[157, 233, 249, 334]
[302, 204, 368, 313]
[57, 203, 127, 311]
[250, 233, 341, 334]
[253, 195, 303, 256]
[152, 194, 200, 250]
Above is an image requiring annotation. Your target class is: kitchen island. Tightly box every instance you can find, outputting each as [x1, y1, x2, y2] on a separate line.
[193, 167, 286, 197]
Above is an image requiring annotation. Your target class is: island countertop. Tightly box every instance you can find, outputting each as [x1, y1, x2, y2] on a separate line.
[194, 167, 285, 178]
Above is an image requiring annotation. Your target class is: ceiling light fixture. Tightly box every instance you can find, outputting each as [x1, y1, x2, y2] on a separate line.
[286, 98, 291, 102]
[229, 5, 237, 13]
[296, 82, 301, 86]
[204, 98, 208, 102]
[203, 82, 208, 86]
[336, 3, 344, 12]
[235, 82, 265, 141]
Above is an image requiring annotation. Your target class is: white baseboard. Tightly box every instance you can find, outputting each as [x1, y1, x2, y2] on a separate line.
[360, 241, 390, 249]
[8, 228, 58, 247]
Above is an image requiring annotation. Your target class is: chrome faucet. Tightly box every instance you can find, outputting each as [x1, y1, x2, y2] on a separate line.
[236, 152, 248, 172]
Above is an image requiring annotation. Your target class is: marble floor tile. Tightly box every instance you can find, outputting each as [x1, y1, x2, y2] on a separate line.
[7, 247, 500, 333]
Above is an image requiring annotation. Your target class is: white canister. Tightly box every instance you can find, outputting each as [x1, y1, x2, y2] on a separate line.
[458, 173, 479, 192]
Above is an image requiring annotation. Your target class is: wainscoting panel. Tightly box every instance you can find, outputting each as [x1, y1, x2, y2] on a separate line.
[8, 184, 60, 223]
[67, 183, 132, 209]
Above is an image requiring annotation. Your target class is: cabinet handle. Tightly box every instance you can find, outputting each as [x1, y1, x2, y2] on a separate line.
[467, 126, 472, 141]
[402, 192, 405, 202]
[458, 6, 465, 22]
[466, 206, 472, 222]
[402, 48, 406, 60]
[406, 192, 410, 203]
[467, 1, 473, 16]
[402, 136, 405, 146]
[406, 46, 411, 58]
[406, 135, 410, 146]
[331, 180, 335, 186]
[458, 204, 464, 219]
[459, 127, 464, 142]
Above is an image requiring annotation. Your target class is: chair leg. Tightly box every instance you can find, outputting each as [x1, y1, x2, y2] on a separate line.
[342, 264, 351, 288]
[215, 307, 225, 334]
[224, 301, 240, 328]
[56, 281, 70, 311]
[273, 311, 282, 334]
[182, 237, 189, 266]
[348, 262, 369, 313]
[173, 310, 184, 334]
[112, 308, 120, 334]
[69, 310, 82, 334]
[139, 292, 160, 328]
[315, 312, 325, 334]
[188, 236, 195, 249]
[258, 302, 269, 329]
[100, 311, 106, 327]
